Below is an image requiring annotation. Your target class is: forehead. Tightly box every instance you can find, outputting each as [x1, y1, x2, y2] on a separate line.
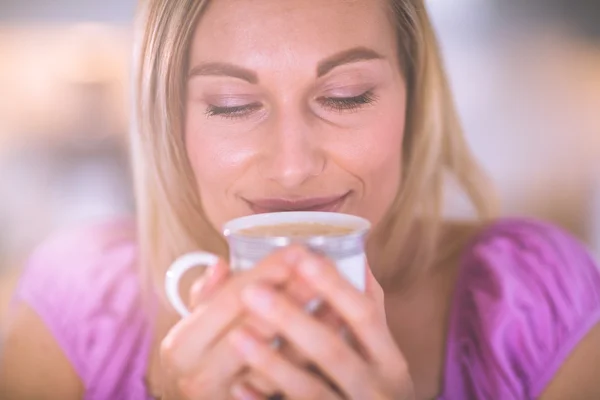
[190, 0, 397, 69]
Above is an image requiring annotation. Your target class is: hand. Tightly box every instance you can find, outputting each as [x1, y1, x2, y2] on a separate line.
[160, 247, 304, 400]
[230, 250, 415, 400]
[183, 250, 340, 400]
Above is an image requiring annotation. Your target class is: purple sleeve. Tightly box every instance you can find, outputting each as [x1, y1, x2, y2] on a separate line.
[442, 219, 600, 400]
[11, 220, 153, 399]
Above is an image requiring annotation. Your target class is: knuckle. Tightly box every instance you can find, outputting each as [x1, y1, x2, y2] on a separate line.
[176, 367, 221, 399]
[320, 338, 347, 364]
[303, 381, 329, 400]
[177, 376, 206, 399]
[396, 362, 414, 390]
[272, 296, 289, 318]
[256, 292, 286, 321]
[369, 388, 388, 400]
[189, 279, 207, 308]
[354, 300, 378, 325]
[253, 342, 276, 368]
[176, 378, 193, 398]
[160, 334, 180, 370]
[245, 370, 277, 394]
[160, 325, 197, 375]
[223, 290, 240, 310]
[245, 315, 277, 339]
[216, 287, 240, 313]
[254, 251, 293, 278]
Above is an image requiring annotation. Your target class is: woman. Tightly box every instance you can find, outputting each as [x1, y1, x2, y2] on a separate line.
[2, 0, 600, 399]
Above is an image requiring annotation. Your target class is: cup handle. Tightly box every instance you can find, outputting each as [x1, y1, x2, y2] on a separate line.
[165, 251, 220, 317]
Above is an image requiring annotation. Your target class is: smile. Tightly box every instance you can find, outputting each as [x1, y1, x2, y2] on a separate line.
[245, 192, 351, 214]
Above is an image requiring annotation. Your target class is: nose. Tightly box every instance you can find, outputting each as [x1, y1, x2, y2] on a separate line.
[259, 110, 325, 188]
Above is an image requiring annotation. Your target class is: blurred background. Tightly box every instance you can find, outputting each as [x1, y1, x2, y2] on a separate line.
[0, 0, 599, 326]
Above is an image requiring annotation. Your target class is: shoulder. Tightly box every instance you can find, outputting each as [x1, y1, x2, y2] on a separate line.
[9, 218, 153, 398]
[460, 218, 600, 296]
[444, 218, 600, 399]
[14, 218, 140, 326]
[460, 218, 600, 307]
[0, 302, 84, 399]
[25, 218, 137, 269]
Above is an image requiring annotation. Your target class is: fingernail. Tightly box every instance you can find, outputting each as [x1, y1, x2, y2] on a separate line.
[231, 383, 257, 400]
[242, 285, 273, 313]
[230, 329, 257, 357]
[189, 278, 206, 297]
[283, 245, 304, 264]
[306, 245, 327, 257]
[298, 257, 322, 278]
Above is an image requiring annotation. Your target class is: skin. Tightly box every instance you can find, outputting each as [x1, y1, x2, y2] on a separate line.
[185, 0, 405, 229]
[2, 0, 600, 399]
[161, 247, 413, 400]
[170, 0, 410, 397]
[165, 0, 600, 399]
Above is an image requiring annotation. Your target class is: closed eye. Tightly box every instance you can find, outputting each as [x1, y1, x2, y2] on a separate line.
[205, 103, 262, 119]
[318, 91, 377, 112]
[204, 91, 377, 119]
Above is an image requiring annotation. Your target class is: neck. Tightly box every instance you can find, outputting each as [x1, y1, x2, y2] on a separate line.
[377, 220, 483, 399]
[368, 219, 482, 294]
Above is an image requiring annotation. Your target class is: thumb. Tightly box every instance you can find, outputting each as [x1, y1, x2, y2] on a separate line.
[189, 258, 230, 310]
[365, 264, 386, 319]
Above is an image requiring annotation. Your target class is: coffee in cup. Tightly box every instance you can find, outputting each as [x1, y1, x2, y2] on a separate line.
[238, 222, 356, 237]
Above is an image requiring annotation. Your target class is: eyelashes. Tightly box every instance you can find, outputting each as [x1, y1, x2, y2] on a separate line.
[319, 91, 377, 113]
[204, 103, 262, 119]
[204, 90, 378, 120]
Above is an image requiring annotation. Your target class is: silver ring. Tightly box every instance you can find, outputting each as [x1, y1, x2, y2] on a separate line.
[304, 297, 324, 315]
[270, 336, 283, 350]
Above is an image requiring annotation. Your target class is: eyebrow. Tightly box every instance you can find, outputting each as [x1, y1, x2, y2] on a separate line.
[187, 46, 384, 83]
[188, 62, 259, 84]
[316, 46, 385, 77]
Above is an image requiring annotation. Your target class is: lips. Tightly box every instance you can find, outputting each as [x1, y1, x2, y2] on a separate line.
[245, 192, 350, 214]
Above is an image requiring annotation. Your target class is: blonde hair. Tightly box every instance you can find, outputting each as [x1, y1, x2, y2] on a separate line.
[131, 0, 497, 295]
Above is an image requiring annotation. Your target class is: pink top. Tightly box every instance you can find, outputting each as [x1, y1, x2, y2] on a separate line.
[12, 218, 600, 399]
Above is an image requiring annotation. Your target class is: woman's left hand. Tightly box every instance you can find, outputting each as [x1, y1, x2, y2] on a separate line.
[229, 249, 415, 400]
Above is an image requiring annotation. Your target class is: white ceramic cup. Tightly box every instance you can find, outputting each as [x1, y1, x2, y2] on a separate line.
[165, 211, 371, 317]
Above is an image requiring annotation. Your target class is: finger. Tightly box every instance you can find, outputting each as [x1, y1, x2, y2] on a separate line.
[171, 318, 283, 397]
[175, 331, 250, 396]
[240, 284, 366, 396]
[296, 254, 402, 369]
[246, 274, 340, 373]
[162, 246, 303, 374]
[238, 322, 285, 397]
[239, 371, 280, 398]
[189, 258, 230, 310]
[365, 264, 386, 319]
[273, 274, 345, 354]
[284, 273, 319, 307]
[363, 265, 388, 332]
[231, 382, 264, 400]
[229, 328, 339, 400]
[183, 318, 285, 397]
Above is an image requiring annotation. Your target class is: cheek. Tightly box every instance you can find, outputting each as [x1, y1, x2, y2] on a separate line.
[333, 101, 404, 220]
[185, 106, 259, 181]
[186, 133, 250, 184]
[363, 115, 404, 203]
[184, 117, 258, 224]
[366, 90, 406, 186]
[357, 105, 403, 166]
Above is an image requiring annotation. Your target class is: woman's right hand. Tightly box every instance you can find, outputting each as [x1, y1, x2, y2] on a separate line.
[159, 246, 308, 400]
